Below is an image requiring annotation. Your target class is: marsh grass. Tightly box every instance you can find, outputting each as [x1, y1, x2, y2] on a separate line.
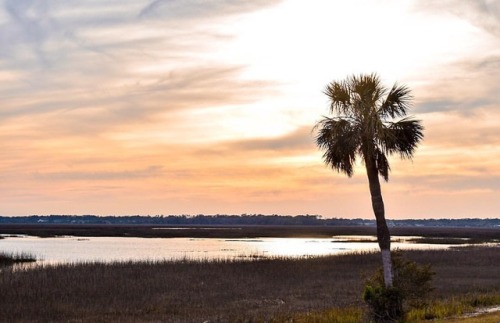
[271, 306, 365, 322]
[0, 247, 498, 322]
[0, 254, 376, 322]
[0, 251, 36, 266]
[405, 293, 500, 321]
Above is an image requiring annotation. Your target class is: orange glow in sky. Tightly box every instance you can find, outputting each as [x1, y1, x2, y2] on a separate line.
[1, 0, 499, 218]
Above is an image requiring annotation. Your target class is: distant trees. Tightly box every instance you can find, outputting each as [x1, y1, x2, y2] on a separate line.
[314, 74, 424, 287]
[1, 215, 498, 227]
[0, 214, 324, 226]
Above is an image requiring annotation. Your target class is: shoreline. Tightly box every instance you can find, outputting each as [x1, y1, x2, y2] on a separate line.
[1, 224, 499, 240]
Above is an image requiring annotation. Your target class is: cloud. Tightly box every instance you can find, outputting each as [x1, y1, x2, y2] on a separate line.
[33, 165, 164, 181]
[138, 0, 282, 19]
[0, 0, 282, 149]
[391, 173, 500, 195]
[416, 98, 494, 114]
[1, 1, 54, 63]
[0, 0, 281, 68]
[415, 55, 500, 114]
[0, 67, 277, 149]
[1, 64, 274, 121]
[416, 0, 500, 37]
[223, 126, 315, 152]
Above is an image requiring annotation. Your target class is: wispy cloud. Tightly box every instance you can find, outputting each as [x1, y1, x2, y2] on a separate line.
[0, 0, 280, 141]
[138, 0, 282, 19]
[416, 0, 500, 36]
[33, 165, 164, 181]
[223, 126, 315, 152]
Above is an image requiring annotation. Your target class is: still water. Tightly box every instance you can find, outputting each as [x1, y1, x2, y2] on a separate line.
[0, 235, 455, 265]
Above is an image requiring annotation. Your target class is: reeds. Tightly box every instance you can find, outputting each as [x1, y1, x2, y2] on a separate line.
[0, 246, 498, 322]
[0, 251, 36, 266]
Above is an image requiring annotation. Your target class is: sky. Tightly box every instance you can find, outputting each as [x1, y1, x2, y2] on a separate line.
[1, 0, 499, 219]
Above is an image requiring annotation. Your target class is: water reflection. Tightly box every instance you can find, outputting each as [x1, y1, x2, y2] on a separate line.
[0, 235, 461, 265]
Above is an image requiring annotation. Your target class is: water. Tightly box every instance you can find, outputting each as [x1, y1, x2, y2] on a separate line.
[0, 235, 457, 265]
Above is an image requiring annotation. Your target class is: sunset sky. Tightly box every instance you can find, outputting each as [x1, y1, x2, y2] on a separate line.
[1, 0, 499, 219]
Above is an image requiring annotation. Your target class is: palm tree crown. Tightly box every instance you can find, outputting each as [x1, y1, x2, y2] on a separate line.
[315, 73, 424, 180]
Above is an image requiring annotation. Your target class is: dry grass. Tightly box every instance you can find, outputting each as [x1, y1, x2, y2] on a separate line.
[0, 246, 498, 322]
[407, 247, 499, 299]
[0, 254, 376, 322]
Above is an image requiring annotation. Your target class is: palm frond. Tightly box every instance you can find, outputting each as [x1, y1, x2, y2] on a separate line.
[381, 117, 424, 159]
[314, 117, 360, 177]
[324, 80, 351, 115]
[350, 74, 386, 111]
[378, 84, 413, 118]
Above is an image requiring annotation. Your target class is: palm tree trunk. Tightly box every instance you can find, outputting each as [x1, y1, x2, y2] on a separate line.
[365, 158, 393, 287]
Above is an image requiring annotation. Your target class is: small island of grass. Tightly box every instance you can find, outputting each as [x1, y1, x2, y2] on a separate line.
[0, 252, 36, 267]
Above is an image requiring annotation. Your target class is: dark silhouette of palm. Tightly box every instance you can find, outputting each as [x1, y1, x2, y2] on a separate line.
[314, 73, 424, 287]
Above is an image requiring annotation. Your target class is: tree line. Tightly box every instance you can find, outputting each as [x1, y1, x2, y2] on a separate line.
[0, 214, 497, 227]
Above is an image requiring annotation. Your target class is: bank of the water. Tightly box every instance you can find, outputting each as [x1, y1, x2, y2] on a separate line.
[456, 305, 500, 321]
[1, 224, 499, 240]
[412, 306, 500, 323]
[455, 310, 500, 323]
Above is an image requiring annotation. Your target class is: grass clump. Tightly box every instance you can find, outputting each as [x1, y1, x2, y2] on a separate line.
[272, 306, 364, 323]
[0, 251, 36, 266]
[363, 251, 435, 322]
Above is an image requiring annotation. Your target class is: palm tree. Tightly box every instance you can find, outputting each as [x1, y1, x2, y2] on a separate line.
[314, 73, 423, 287]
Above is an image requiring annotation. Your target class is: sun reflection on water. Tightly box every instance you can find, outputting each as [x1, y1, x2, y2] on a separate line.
[0, 235, 471, 266]
[251, 238, 378, 258]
